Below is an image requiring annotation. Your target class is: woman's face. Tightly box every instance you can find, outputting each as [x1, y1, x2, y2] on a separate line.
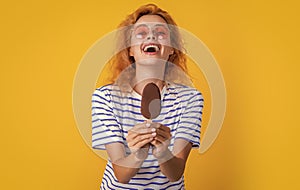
[129, 15, 174, 64]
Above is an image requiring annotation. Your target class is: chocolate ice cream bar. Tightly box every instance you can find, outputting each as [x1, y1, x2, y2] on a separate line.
[141, 83, 161, 119]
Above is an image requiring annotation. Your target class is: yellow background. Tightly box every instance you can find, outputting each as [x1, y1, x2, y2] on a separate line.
[1, 0, 299, 189]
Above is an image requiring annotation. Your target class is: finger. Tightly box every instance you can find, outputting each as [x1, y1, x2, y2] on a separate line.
[127, 133, 150, 147]
[130, 124, 156, 134]
[154, 132, 172, 144]
[126, 131, 139, 142]
[157, 124, 171, 133]
[129, 123, 147, 133]
[128, 127, 155, 141]
[150, 139, 161, 147]
[154, 135, 167, 144]
[150, 123, 171, 135]
[156, 127, 171, 139]
[149, 129, 170, 146]
[137, 127, 156, 134]
[142, 143, 150, 148]
[128, 132, 156, 147]
[149, 122, 160, 129]
[145, 120, 152, 127]
[132, 136, 154, 149]
[127, 131, 150, 145]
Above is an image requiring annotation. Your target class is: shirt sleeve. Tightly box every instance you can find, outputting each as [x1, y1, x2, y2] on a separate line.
[174, 91, 204, 148]
[91, 87, 124, 150]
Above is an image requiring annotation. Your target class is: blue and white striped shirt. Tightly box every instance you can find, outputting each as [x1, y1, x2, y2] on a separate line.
[92, 83, 204, 190]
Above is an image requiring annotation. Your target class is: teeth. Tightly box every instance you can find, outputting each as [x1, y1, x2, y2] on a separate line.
[143, 45, 159, 52]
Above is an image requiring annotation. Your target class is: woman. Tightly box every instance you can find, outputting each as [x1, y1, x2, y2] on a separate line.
[92, 4, 204, 189]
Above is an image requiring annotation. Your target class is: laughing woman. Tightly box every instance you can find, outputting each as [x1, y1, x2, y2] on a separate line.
[91, 4, 204, 190]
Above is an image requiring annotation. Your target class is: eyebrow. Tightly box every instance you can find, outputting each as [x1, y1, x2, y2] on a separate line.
[134, 23, 169, 28]
[154, 24, 168, 27]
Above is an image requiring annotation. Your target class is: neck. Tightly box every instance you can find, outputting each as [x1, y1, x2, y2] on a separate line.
[133, 79, 165, 95]
[133, 59, 166, 95]
[135, 59, 166, 81]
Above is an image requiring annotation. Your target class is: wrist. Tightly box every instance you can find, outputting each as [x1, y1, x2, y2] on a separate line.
[132, 149, 148, 161]
[156, 149, 174, 164]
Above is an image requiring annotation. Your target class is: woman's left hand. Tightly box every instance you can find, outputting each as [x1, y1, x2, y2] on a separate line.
[149, 123, 172, 159]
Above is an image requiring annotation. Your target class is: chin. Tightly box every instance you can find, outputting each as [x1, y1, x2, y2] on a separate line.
[136, 57, 167, 66]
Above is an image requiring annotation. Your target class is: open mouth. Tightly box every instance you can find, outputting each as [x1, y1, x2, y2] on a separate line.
[142, 43, 161, 53]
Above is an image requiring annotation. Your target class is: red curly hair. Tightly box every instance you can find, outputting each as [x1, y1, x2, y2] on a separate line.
[109, 4, 187, 83]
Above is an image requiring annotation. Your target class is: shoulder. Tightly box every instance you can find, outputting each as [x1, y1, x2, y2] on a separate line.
[93, 83, 121, 96]
[94, 84, 114, 93]
[168, 83, 203, 99]
[92, 84, 117, 102]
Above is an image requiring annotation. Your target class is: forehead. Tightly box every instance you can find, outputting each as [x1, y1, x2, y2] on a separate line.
[135, 15, 167, 24]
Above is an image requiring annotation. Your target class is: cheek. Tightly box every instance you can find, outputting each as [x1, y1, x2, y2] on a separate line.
[158, 38, 172, 47]
[130, 38, 143, 47]
[129, 45, 140, 56]
[161, 46, 173, 55]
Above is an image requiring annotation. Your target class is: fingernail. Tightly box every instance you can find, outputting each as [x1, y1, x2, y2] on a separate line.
[152, 132, 156, 136]
[146, 123, 151, 127]
[151, 128, 156, 132]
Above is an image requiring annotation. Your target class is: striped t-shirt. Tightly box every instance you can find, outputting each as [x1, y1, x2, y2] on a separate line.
[92, 83, 204, 190]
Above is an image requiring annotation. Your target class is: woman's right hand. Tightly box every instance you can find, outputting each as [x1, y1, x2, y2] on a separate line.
[126, 122, 156, 160]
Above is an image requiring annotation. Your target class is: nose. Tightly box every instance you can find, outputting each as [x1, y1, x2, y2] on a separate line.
[147, 32, 156, 40]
